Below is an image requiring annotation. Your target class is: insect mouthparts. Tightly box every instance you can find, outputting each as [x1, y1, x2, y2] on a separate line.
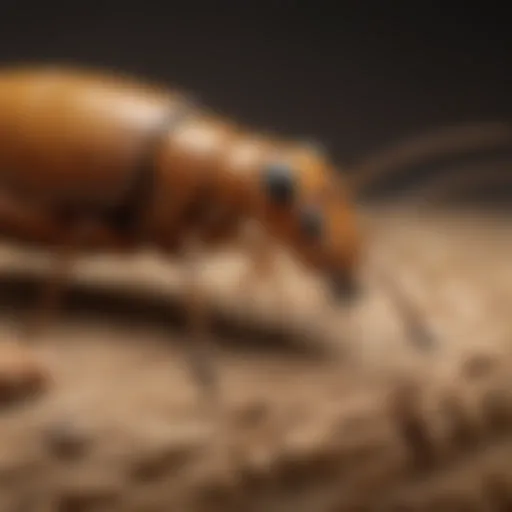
[328, 272, 362, 303]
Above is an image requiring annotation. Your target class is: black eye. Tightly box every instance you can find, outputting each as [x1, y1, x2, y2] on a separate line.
[299, 205, 323, 240]
[262, 162, 295, 204]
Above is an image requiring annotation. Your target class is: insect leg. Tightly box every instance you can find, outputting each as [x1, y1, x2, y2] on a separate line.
[21, 242, 74, 340]
[371, 253, 435, 350]
[232, 220, 304, 340]
[0, 195, 74, 340]
[237, 220, 280, 291]
[181, 238, 220, 409]
[21, 220, 98, 342]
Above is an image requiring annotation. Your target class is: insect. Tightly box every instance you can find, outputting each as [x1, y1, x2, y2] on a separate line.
[0, 64, 508, 405]
[0, 64, 369, 400]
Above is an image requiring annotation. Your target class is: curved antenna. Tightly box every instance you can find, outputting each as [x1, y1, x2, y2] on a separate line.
[393, 160, 512, 208]
[349, 122, 512, 197]
[348, 124, 512, 353]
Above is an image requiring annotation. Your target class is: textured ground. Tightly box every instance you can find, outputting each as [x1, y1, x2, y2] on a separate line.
[0, 203, 510, 511]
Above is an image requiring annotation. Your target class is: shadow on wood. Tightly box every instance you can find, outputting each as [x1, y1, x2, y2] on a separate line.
[0, 265, 334, 362]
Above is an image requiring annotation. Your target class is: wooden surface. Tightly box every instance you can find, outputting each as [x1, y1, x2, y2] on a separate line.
[0, 204, 511, 511]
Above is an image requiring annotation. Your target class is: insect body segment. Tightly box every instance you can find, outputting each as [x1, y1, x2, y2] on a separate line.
[144, 102, 363, 298]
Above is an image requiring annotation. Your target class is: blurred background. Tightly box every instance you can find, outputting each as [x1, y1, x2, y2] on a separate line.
[1, 3, 510, 186]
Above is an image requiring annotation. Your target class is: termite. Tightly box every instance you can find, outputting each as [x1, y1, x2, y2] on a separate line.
[0, 64, 509, 404]
[0, 64, 365, 401]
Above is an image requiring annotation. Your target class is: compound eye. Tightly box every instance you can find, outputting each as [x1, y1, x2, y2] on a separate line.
[262, 162, 295, 204]
[299, 205, 323, 240]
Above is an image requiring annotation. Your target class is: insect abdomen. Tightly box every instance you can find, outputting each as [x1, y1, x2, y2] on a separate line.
[0, 66, 185, 213]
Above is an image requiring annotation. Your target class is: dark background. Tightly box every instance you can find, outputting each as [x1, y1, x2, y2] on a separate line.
[0, 3, 511, 194]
